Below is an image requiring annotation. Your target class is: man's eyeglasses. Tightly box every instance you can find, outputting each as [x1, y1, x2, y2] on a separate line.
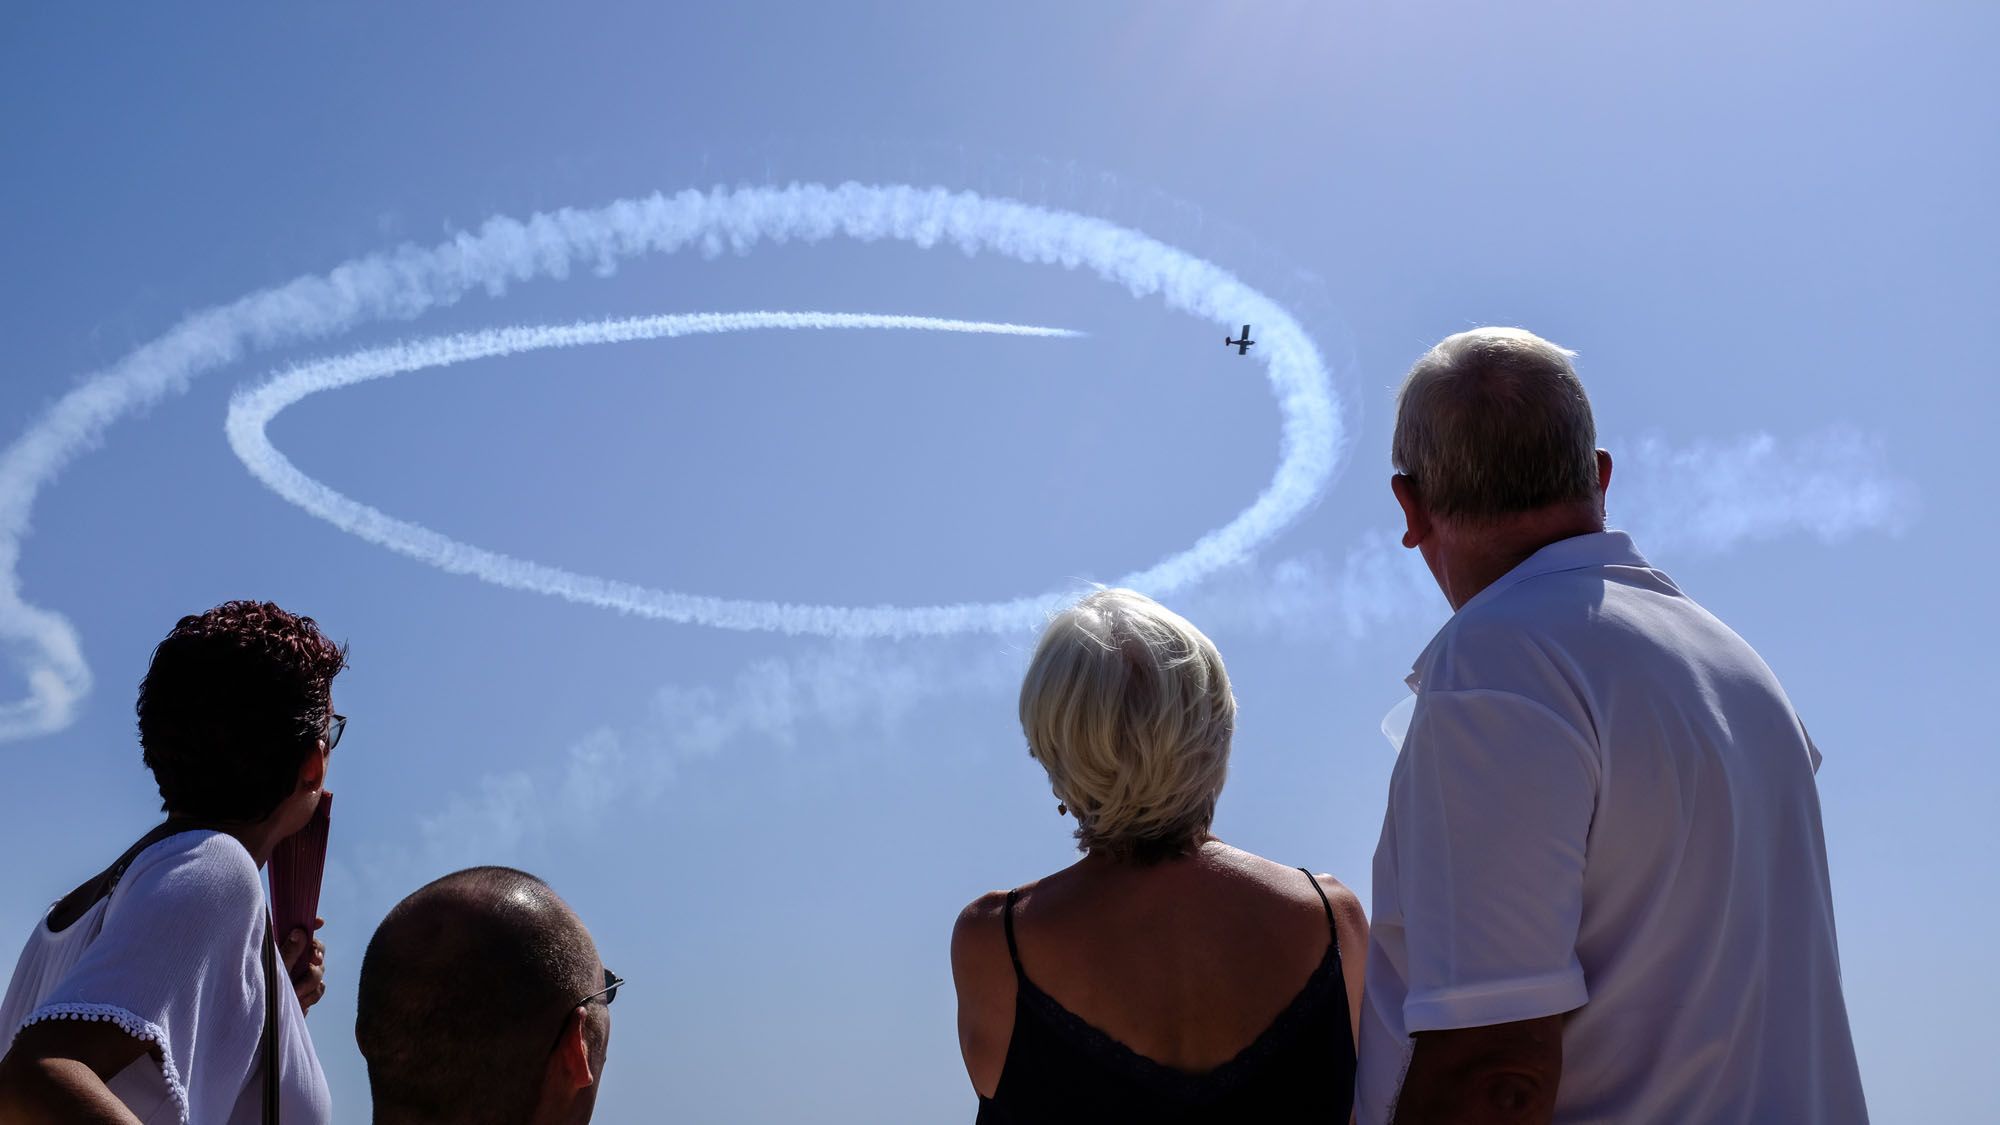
[551, 968, 623, 1053]
[325, 714, 346, 752]
[575, 968, 623, 1009]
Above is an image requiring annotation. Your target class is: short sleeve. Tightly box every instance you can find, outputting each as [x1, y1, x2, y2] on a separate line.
[1391, 689, 1598, 1033]
[23, 832, 266, 1125]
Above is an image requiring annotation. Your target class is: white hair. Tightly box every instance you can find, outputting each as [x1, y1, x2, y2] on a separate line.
[1392, 326, 1598, 520]
[1018, 589, 1234, 861]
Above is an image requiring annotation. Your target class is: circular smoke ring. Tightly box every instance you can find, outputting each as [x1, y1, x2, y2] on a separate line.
[0, 183, 1343, 733]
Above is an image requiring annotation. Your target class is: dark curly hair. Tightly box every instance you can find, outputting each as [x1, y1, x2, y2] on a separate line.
[137, 601, 348, 823]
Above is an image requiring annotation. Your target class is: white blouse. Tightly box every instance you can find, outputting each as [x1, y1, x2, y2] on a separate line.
[0, 829, 332, 1124]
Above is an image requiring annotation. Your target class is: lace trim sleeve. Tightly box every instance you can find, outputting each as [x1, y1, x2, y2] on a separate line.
[15, 1001, 189, 1125]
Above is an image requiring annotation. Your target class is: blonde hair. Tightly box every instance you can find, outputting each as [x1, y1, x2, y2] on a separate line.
[1019, 589, 1234, 861]
[1392, 326, 1598, 520]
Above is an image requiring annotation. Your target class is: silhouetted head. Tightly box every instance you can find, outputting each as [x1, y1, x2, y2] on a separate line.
[1020, 589, 1235, 863]
[137, 600, 346, 825]
[356, 867, 610, 1125]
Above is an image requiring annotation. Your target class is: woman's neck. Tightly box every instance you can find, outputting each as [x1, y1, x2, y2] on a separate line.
[1077, 834, 1221, 872]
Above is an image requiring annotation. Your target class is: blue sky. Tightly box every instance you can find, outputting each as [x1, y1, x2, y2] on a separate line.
[1, 3, 1993, 1121]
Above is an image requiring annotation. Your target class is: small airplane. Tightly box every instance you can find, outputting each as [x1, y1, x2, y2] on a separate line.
[1225, 325, 1255, 355]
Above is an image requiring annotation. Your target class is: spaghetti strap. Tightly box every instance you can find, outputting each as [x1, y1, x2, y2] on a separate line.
[1298, 867, 1337, 933]
[1002, 888, 1025, 977]
[982, 872, 1357, 1118]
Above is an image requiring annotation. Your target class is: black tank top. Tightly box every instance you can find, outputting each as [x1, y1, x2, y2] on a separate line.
[975, 868, 1356, 1123]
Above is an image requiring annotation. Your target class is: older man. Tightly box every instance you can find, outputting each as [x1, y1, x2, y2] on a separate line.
[356, 867, 616, 1125]
[1357, 328, 1867, 1124]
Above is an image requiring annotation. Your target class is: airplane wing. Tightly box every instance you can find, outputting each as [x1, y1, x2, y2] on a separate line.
[1242, 325, 1252, 339]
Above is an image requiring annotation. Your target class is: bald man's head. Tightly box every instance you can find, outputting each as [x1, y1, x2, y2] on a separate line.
[356, 867, 605, 1125]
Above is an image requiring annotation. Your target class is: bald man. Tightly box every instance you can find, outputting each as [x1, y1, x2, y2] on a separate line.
[355, 868, 616, 1125]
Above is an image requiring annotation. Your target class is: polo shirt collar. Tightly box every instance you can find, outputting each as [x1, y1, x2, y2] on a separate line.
[1404, 529, 1650, 691]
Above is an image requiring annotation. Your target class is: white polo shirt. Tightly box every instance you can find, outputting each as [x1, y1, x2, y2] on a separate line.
[1356, 532, 1867, 1124]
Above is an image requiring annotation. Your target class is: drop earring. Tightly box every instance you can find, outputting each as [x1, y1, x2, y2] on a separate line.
[1057, 802, 1068, 816]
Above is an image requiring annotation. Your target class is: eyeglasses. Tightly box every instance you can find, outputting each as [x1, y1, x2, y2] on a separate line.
[325, 714, 346, 752]
[550, 968, 623, 1053]
[575, 967, 623, 1009]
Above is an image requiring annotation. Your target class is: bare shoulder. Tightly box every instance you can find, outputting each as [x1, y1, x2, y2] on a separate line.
[1309, 872, 1366, 922]
[948, 888, 1016, 1088]
[951, 889, 1019, 1098]
[954, 889, 1010, 937]
[1203, 846, 1361, 938]
[950, 890, 1013, 982]
[1309, 871, 1368, 937]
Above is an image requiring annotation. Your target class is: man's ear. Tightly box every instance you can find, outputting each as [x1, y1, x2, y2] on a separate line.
[1391, 474, 1431, 549]
[1596, 449, 1614, 518]
[547, 1007, 596, 1092]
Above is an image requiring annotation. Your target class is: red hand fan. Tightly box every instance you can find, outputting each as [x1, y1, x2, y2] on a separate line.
[270, 791, 331, 943]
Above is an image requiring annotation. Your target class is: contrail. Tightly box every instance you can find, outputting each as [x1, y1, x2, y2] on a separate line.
[0, 183, 1341, 738]
[1615, 428, 1914, 553]
[227, 312, 1091, 635]
[380, 424, 1916, 869]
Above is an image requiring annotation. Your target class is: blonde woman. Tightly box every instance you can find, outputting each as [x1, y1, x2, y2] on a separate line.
[953, 590, 1365, 1122]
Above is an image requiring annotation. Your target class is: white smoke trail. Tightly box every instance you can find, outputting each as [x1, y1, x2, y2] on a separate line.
[1178, 428, 1919, 645]
[0, 183, 1341, 739]
[398, 639, 1028, 874]
[1175, 530, 1439, 643]
[227, 312, 1091, 636]
[1615, 427, 1915, 554]
[387, 424, 1916, 866]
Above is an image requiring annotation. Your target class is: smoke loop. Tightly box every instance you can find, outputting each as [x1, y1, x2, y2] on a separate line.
[1, 184, 1342, 734]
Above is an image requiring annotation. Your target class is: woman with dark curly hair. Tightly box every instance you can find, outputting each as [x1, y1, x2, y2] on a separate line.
[0, 601, 347, 1125]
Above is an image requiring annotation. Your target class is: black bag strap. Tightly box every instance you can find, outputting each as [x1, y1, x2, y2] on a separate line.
[261, 914, 281, 1125]
[46, 820, 198, 934]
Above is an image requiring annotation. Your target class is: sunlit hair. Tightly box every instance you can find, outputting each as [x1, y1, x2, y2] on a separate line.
[1019, 589, 1234, 862]
[1392, 326, 1598, 520]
